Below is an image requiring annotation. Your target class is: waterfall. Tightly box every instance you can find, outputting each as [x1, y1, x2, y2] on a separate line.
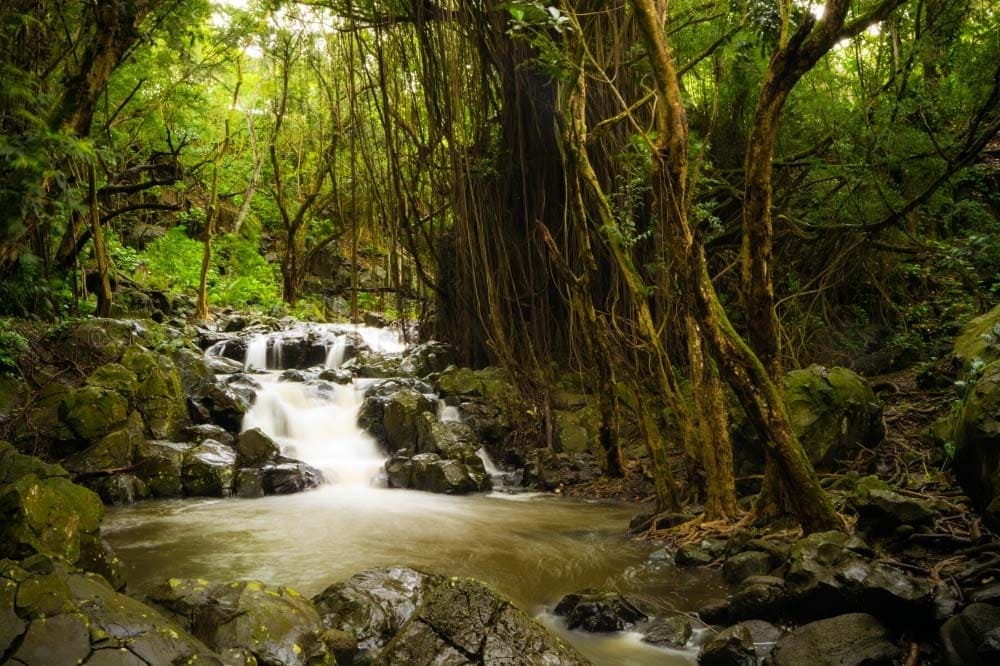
[245, 336, 269, 371]
[325, 335, 347, 369]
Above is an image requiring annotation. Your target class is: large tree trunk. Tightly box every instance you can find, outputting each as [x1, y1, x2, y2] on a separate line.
[88, 165, 112, 317]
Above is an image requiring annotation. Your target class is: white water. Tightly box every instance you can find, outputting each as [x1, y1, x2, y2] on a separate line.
[244, 336, 269, 370]
[325, 335, 348, 369]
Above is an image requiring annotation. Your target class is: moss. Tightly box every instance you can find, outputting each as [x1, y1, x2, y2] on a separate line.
[953, 303, 1000, 374]
[86, 363, 139, 402]
[122, 345, 188, 439]
[60, 386, 129, 443]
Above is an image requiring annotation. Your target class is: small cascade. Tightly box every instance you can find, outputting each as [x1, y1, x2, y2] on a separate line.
[270, 337, 284, 370]
[325, 335, 348, 369]
[205, 340, 228, 358]
[245, 336, 269, 371]
[476, 447, 505, 480]
[438, 399, 461, 423]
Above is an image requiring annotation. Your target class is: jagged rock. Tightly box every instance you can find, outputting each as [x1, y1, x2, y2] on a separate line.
[87, 473, 150, 506]
[939, 602, 1000, 666]
[279, 369, 310, 383]
[642, 613, 692, 647]
[377, 577, 589, 665]
[676, 544, 714, 566]
[59, 386, 129, 443]
[0, 443, 104, 565]
[236, 427, 280, 465]
[122, 345, 189, 440]
[312, 567, 443, 657]
[953, 361, 1000, 531]
[849, 475, 937, 534]
[134, 440, 191, 498]
[769, 613, 900, 666]
[434, 365, 512, 400]
[260, 459, 323, 494]
[729, 576, 788, 621]
[385, 452, 490, 494]
[193, 379, 255, 432]
[698, 624, 755, 666]
[235, 467, 265, 498]
[182, 440, 236, 497]
[150, 578, 332, 666]
[723, 550, 773, 584]
[415, 412, 482, 464]
[358, 381, 436, 453]
[400, 341, 453, 377]
[553, 589, 647, 632]
[737, 620, 783, 663]
[85, 362, 139, 402]
[183, 423, 235, 447]
[61, 411, 145, 475]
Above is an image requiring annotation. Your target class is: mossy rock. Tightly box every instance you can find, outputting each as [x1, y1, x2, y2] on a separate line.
[554, 406, 598, 454]
[0, 441, 69, 484]
[61, 411, 145, 475]
[381, 389, 436, 453]
[122, 345, 188, 440]
[953, 303, 1000, 376]
[134, 440, 191, 498]
[953, 360, 1000, 531]
[85, 363, 139, 403]
[59, 385, 129, 443]
[182, 441, 236, 497]
[0, 473, 103, 564]
[434, 365, 512, 401]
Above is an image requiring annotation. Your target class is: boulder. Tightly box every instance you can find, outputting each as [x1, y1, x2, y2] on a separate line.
[376, 577, 589, 665]
[122, 345, 189, 440]
[345, 351, 405, 378]
[150, 578, 332, 666]
[193, 379, 256, 433]
[386, 452, 489, 494]
[676, 544, 714, 566]
[318, 368, 353, 385]
[236, 427, 280, 465]
[953, 361, 1000, 531]
[729, 576, 789, 621]
[61, 410, 145, 476]
[554, 406, 599, 454]
[939, 602, 1000, 666]
[434, 365, 512, 401]
[182, 440, 236, 497]
[48, 318, 144, 367]
[849, 475, 937, 534]
[769, 613, 900, 666]
[235, 467, 265, 498]
[134, 440, 191, 498]
[183, 423, 235, 447]
[698, 624, 755, 666]
[642, 613, 692, 647]
[85, 362, 139, 402]
[400, 341, 453, 377]
[553, 589, 647, 632]
[0, 443, 103, 565]
[737, 619, 783, 663]
[279, 369, 310, 383]
[170, 347, 217, 397]
[415, 412, 483, 463]
[953, 303, 1000, 376]
[260, 459, 323, 494]
[1, 559, 220, 665]
[312, 566, 443, 657]
[59, 386, 129, 443]
[358, 381, 436, 453]
[723, 550, 773, 584]
[87, 473, 150, 506]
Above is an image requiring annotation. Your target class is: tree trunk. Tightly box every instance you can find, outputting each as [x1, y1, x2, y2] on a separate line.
[88, 165, 113, 317]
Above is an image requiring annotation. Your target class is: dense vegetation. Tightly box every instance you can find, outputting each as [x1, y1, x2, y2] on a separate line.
[1, 0, 999, 532]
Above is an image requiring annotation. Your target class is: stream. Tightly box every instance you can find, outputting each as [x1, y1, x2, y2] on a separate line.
[103, 324, 724, 665]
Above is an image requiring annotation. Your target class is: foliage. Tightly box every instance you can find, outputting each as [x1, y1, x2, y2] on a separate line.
[0, 322, 28, 375]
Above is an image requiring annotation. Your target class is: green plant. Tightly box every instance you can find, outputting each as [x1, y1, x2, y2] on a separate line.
[0, 326, 28, 375]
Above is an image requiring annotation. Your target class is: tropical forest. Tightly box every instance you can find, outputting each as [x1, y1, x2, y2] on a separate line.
[0, 0, 999, 664]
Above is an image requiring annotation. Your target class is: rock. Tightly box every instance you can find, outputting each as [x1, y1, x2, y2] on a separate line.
[849, 475, 937, 534]
[183, 423, 235, 447]
[170, 347, 217, 397]
[553, 589, 647, 632]
[343, 351, 404, 378]
[642, 613, 692, 647]
[377, 577, 589, 665]
[939, 602, 1000, 666]
[723, 550, 773, 584]
[261, 459, 323, 494]
[234, 468, 265, 498]
[415, 412, 483, 464]
[729, 576, 788, 621]
[86, 363, 139, 402]
[434, 365, 512, 401]
[318, 368, 353, 384]
[122, 345, 189, 440]
[192, 379, 256, 433]
[953, 361, 1000, 531]
[236, 427, 280, 465]
[386, 452, 489, 494]
[698, 624, 755, 666]
[769, 613, 900, 666]
[87, 473, 150, 506]
[49, 318, 144, 367]
[150, 577, 332, 665]
[554, 406, 599, 454]
[60, 386, 129, 443]
[206, 354, 245, 374]
[312, 566, 443, 657]
[953, 303, 1000, 376]
[61, 411, 145, 475]
[279, 369, 310, 383]
[0, 447, 104, 565]
[358, 381, 436, 453]
[78, 533, 127, 590]
[676, 544, 714, 566]
[400, 342, 453, 377]
[182, 440, 236, 497]
[322, 628, 357, 665]
[738, 619, 782, 662]
[134, 440, 191, 498]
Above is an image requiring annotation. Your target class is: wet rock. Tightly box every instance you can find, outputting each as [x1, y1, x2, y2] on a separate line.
[698, 624, 755, 666]
[279, 369, 310, 383]
[769, 613, 900, 666]
[206, 354, 245, 374]
[377, 577, 589, 665]
[312, 566, 443, 657]
[86, 362, 139, 402]
[434, 365, 512, 401]
[344, 351, 404, 378]
[723, 550, 773, 584]
[953, 361, 1000, 531]
[261, 459, 323, 494]
[150, 577, 332, 666]
[1, 559, 219, 664]
[182, 440, 236, 497]
[952, 302, 1000, 375]
[87, 473, 150, 506]
[318, 368, 353, 384]
[183, 423, 235, 447]
[642, 613, 692, 647]
[193, 380, 255, 432]
[849, 475, 937, 534]
[134, 440, 191, 498]
[553, 589, 647, 632]
[78, 533, 127, 590]
[415, 412, 483, 464]
[676, 544, 714, 566]
[459, 401, 515, 461]
[122, 345, 189, 440]
[236, 427, 280, 465]
[729, 576, 788, 621]
[939, 602, 1000, 666]
[386, 452, 489, 494]
[738, 619, 783, 662]
[171, 347, 217, 397]
[60, 386, 129, 443]
[61, 411, 145, 475]
[358, 381, 436, 453]
[322, 628, 357, 665]
[400, 341, 453, 377]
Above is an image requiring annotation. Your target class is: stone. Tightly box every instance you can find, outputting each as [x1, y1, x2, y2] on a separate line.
[729, 576, 789, 622]
[676, 544, 714, 566]
[723, 550, 773, 584]
[122, 345, 189, 440]
[953, 303, 1000, 375]
[182, 440, 236, 497]
[86, 363, 139, 402]
[182, 423, 235, 447]
[11, 612, 92, 665]
[260, 459, 323, 494]
[343, 352, 404, 378]
[60, 386, 129, 443]
[318, 368, 352, 384]
[312, 566, 443, 657]
[0, 441, 69, 484]
[88, 473, 149, 506]
[192, 380, 255, 433]
[377, 577, 589, 665]
[134, 440, 191, 498]
[150, 578, 333, 666]
[279, 369, 310, 383]
[236, 427, 281, 465]
[415, 412, 482, 463]
[235, 468, 265, 498]
[698, 624, 755, 666]
[642, 613, 692, 647]
[939, 602, 1000, 666]
[769, 613, 901, 666]
[850, 476, 937, 534]
[386, 452, 489, 494]
[953, 361, 1000, 532]
[553, 589, 647, 632]
[358, 385, 436, 453]
[434, 365, 512, 401]
[78, 534, 127, 590]
[738, 619, 782, 662]
[61, 411, 145, 475]
[400, 341, 453, 377]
